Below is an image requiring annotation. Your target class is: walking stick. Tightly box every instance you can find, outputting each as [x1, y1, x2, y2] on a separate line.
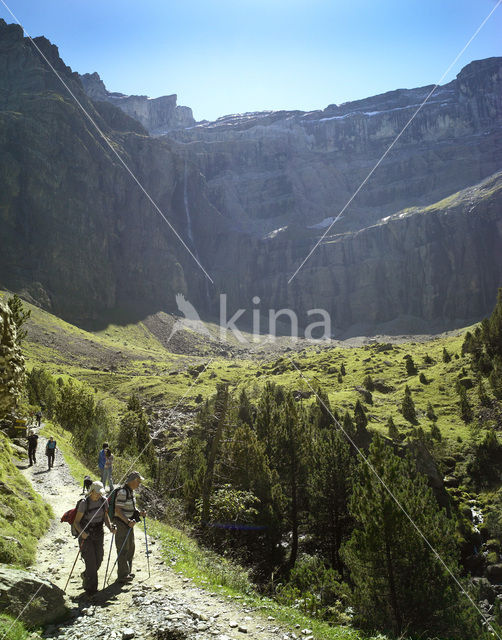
[106, 526, 132, 586]
[103, 531, 115, 589]
[143, 517, 151, 579]
[64, 542, 82, 592]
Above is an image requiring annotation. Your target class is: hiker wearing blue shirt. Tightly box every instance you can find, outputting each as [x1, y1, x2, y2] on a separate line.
[45, 437, 56, 469]
[98, 442, 108, 482]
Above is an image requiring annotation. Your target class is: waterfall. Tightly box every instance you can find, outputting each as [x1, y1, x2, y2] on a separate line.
[184, 160, 195, 247]
[184, 160, 211, 304]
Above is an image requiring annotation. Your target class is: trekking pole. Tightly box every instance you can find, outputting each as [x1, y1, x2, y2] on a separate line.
[64, 542, 82, 592]
[106, 526, 132, 586]
[143, 517, 151, 579]
[103, 531, 115, 589]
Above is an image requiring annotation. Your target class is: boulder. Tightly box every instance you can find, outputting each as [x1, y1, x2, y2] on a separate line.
[473, 577, 497, 604]
[0, 564, 67, 626]
[486, 564, 502, 584]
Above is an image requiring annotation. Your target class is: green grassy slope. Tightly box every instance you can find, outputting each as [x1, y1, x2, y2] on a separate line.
[0, 432, 52, 567]
[2, 289, 481, 444]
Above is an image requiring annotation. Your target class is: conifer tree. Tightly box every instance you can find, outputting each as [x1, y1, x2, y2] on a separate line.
[363, 375, 374, 391]
[405, 355, 417, 375]
[237, 388, 253, 425]
[387, 416, 399, 441]
[342, 435, 479, 639]
[426, 402, 437, 422]
[340, 363, 346, 376]
[308, 427, 354, 575]
[401, 386, 417, 423]
[274, 395, 309, 570]
[477, 380, 491, 407]
[457, 385, 473, 423]
[0, 301, 25, 419]
[354, 399, 368, 430]
[442, 347, 451, 363]
[7, 294, 31, 345]
[342, 410, 356, 442]
[309, 387, 334, 430]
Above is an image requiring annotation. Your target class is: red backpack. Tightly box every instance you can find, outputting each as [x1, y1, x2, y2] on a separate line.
[61, 498, 87, 537]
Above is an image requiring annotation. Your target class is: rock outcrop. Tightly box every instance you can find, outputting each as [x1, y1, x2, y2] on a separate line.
[167, 57, 502, 235]
[79, 72, 195, 134]
[0, 565, 67, 626]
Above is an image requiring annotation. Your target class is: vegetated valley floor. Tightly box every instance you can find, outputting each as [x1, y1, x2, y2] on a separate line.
[3, 289, 477, 446]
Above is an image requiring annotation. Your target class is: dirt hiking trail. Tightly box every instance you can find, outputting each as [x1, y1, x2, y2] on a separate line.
[20, 430, 304, 640]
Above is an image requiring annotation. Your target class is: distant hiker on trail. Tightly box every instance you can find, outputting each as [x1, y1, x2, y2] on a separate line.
[73, 481, 116, 596]
[113, 471, 146, 583]
[98, 442, 108, 482]
[35, 410, 42, 427]
[45, 436, 56, 469]
[27, 429, 38, 466]
[102, 448, 114, 493]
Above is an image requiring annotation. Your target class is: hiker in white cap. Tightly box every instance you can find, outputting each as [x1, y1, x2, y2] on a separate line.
[73, 481, 116, 596]
[113, 471, 146, 583]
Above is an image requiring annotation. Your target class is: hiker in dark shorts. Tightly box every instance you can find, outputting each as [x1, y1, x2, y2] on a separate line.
[73, 481, 116, 596]
[113, 471, 146, 583]
[45, 437, 56, 469]
[27, 430, 38, 466]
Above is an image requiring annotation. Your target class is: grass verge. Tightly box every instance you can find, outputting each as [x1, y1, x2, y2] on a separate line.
[0, 433, 52, 567]
[0, 614, 41, 640]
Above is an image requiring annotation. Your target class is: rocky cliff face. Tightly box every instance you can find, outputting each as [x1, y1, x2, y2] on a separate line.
[168, 57, 502, 236]
[0, 20, 218, 326]
[0, 18, 501, 334]
[79, 72, 195, 134]
[210, 171, 502, 337]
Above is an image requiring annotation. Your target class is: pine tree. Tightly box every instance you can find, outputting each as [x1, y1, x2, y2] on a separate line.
[354, 399, 368, 430]
[7, 294, 31, 345]
[340, 363, 346, 376]
[430, 422, 442, 441]
[387, 416, 399, 441]
[477, 380, 491, 407]
[237, 388, 253, 425]
[308, 427, 354, 575]
[401, 386, 417, 423]
[309, 387, 334, 430]
[342, 436, 479, 639]
[274, 394, 309, 570]
[442, 347, 451, 363]
[457, 385, 473, 423]
[426, 402, 437, 422]
[363, 375, 374, 391]
[405, 355, 417, 375]
[0, 302, 25, 419]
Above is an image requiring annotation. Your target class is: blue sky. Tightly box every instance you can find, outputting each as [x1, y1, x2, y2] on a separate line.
[1, 0, 501, 121]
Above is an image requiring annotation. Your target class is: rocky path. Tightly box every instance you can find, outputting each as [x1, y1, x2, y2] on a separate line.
[21, 430, 302, 640]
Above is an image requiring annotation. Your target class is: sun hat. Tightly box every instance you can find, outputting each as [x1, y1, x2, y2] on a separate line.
[125, 471, 144, 483]
[87, 481, 106, 496]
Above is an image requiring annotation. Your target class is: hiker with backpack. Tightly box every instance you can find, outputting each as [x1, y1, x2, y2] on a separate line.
[45, 436, 56, 469]
[27, 429, 38, 466]
[73, 481, 116, 596]
[111, 471, 146, 583]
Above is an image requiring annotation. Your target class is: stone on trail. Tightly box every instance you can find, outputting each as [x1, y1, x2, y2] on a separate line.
[122, 628, 135, 639]
[0, 564, 67, 626]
